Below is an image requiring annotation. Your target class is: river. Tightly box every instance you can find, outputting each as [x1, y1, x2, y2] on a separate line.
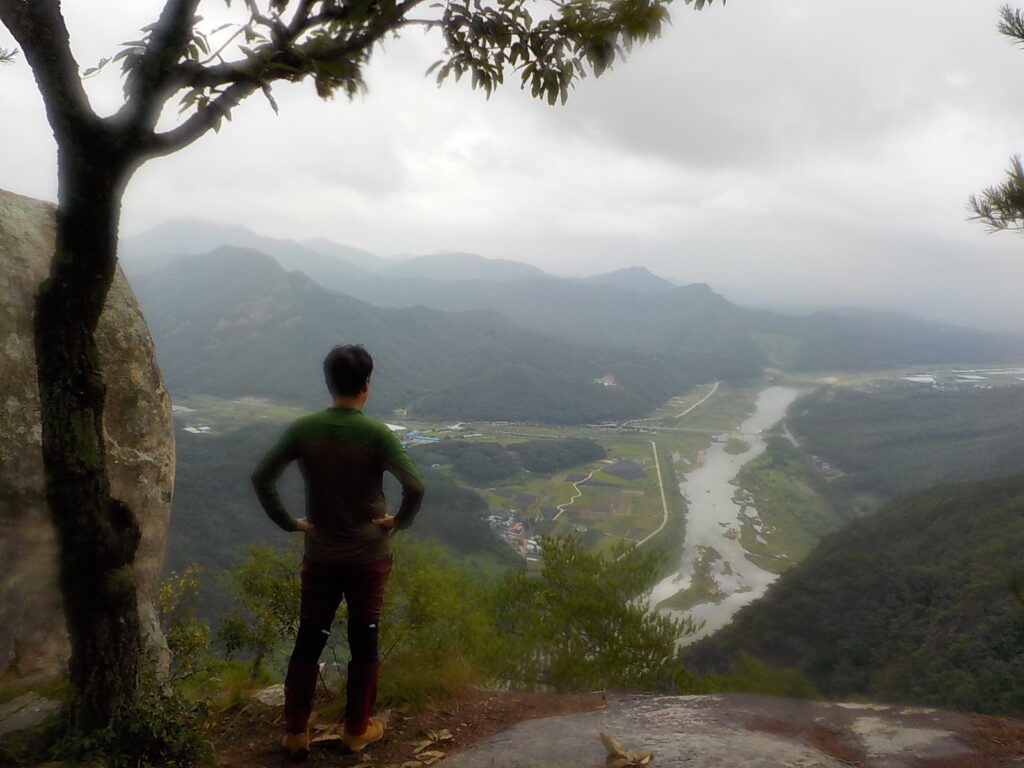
[649, 385, 803, 642]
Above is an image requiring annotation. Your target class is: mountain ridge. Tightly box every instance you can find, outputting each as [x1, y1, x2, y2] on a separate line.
[132, 246, 713, 423]
[126, 221, 1024, 393]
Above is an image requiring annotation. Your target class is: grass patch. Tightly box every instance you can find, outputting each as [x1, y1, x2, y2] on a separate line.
[172, 393, 305, 433]
[724, 438, 750, 455]
[673, 381, 763, 433]
[177, 658, 276, 714]
[641, 381, 721, 422]
[657, 546, 725, 611]
[742, 551, 792, 575]
[734, 437, 853, 564]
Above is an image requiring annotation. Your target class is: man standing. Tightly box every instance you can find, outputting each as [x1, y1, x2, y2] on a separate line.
[252, 344, 425, 761]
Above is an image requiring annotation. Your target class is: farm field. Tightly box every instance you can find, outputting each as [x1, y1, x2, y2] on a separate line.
[168, 375, 782, 568]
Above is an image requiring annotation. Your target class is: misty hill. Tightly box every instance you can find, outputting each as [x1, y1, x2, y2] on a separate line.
[121, 218, 387, 278]
[124, 220, 1024, 374]
[363, 276, 766, 376]
[299, 235, 390, 272]
[746, 308, 1024, 371]
[379, 252, 549, 283]
[132, 246, 708, 423]
[684, 473, 1024, 716]
[578, 266, 677, 294]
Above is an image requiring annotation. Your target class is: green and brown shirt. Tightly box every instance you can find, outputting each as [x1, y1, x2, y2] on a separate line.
[251, 408, 425, 564]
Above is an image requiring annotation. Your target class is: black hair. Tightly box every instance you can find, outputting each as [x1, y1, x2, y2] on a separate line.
[323, 344, 373, 397]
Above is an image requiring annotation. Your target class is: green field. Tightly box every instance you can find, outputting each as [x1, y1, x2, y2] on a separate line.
[167, 377, 776, 571]
[171, 393, 305, 431]
[731, 437, 855, 572]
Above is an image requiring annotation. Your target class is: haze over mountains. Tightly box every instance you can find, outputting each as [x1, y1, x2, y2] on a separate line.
[123, 220, 1024, 421]
[130, 247, 707, 422]
[124, 220, 1024, 715]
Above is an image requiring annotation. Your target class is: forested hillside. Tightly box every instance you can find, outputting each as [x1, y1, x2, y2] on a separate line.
[685, 474, 1024, 715]
[124, 221, 1024, 382]
[132, 247, 713, 423]
[789, 384, 1024, 502]
[166, 422, 519, 621]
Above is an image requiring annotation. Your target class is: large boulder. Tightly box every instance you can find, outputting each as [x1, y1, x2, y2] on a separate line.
[0, 188, 174, 685]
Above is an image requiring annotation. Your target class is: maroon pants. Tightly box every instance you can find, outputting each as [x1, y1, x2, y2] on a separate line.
[284, 556, 392, 734]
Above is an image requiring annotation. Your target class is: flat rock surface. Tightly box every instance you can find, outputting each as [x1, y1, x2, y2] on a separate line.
[445, 693, 1024, 768]
[0, 693, 60, 737]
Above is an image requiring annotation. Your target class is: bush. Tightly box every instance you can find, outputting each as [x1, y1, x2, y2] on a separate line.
[493, 535, 699, 692]
[156, 564, 212, 678]
[218, 543, 302, 678]
[702, 654, 818, 699]
[0, 671, 214, 768]
[378, 538, 496, 704]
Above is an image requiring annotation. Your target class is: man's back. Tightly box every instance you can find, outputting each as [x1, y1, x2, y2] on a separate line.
[252, 407, 424, 564]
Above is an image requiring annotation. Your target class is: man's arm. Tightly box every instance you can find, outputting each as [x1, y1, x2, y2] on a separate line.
[251, 430, 304, 533]
[378, 430, 425, 530]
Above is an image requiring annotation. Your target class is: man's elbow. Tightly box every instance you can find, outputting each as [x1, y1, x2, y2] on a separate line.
[250, 474, 266, 502]
[409, 480, 426, 506]
[396, 483, 425, 529]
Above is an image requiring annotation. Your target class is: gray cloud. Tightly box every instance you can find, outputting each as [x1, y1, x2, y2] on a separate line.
[3, 0, 1024, 333]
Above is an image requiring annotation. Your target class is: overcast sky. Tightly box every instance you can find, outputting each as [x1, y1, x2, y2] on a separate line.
[3, 1, 1024, 331]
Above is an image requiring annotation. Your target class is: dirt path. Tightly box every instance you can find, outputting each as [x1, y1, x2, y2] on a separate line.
[634, 440, 669, 548]
[211, 688, 607, 768]
[552, 466, 599, 521]
[672, 380, 721, 419]
[624, 380, 721, 426]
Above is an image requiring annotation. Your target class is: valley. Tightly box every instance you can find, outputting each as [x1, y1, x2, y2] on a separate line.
[132, 228, 1024, 713]
[168, 364, 1024, 643]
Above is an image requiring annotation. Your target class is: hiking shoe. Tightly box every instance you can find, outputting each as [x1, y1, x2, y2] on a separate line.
[342, 718, 385, 753]
[281, 730, 311, 762]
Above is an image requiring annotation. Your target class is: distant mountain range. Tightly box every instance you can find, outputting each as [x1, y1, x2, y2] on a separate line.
[123, 221, 1024, 421]
[131, 247, 713, 422]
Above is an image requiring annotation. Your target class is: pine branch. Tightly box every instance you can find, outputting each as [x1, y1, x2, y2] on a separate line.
[968, 155, 1024, 233]
[998, 4, 1024, 47]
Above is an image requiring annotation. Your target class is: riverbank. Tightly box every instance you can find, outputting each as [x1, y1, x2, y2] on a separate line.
[650, 386, 804, 641]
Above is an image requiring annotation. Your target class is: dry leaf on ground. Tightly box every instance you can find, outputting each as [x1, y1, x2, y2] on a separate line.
[600, 731, 654, 767]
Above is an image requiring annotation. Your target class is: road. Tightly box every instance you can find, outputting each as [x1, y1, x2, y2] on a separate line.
[623, 380, 721, 426]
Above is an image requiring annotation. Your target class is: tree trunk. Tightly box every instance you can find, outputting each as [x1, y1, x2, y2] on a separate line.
[34, 136, 142, 732]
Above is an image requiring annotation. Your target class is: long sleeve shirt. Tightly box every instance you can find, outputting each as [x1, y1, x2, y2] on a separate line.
[251, 407, 425, 564]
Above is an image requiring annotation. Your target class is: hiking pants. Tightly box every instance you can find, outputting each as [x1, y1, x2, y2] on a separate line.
[284, 555, 392, 735]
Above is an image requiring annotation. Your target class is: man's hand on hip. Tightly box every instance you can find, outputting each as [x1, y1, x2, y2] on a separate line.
[372, 515, 398, 536]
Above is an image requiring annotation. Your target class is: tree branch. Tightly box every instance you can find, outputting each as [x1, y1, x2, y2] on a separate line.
[120, 0, 204, 130]
[0, 0, 98, 140]
[142, 80, 259, 157]
[177, 0, 428, 91]
[286, 0, 315, 38]
[968, 154, 1024, 233]
[305, 0, 429, 63]
[999, 4, 1024, 47]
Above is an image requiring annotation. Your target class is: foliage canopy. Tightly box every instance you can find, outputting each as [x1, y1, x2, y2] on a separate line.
[969, 5, 1024, 231]
[493, 535, 698, 692]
